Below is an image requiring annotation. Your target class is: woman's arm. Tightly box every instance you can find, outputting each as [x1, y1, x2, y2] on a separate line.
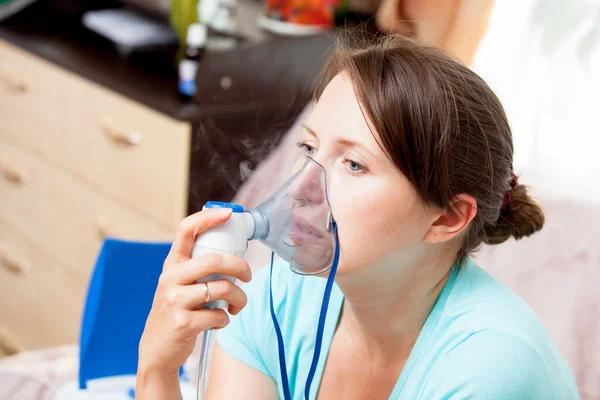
[136, 369, 183, 400]
[442, 0, 496, 65]
[376, 0, 496, 65]
[204, 343, 279, 399]
[419, 330, 562, 399]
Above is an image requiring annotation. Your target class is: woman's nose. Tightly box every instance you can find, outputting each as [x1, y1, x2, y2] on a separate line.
[288, 158, 327, 206]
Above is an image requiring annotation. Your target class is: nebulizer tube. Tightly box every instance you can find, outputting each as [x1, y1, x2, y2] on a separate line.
[192, 156, 340, 400]
[197, 328, 211, 400]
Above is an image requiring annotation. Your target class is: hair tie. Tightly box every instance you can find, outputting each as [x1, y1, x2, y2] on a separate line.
[500, 173, 518, 212]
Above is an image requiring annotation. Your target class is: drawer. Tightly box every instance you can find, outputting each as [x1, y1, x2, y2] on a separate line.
[0, 138, 175, 283]
[0, 40, 68, 162]
[64, 76, 191, 228]
[0, 217, 85, 351]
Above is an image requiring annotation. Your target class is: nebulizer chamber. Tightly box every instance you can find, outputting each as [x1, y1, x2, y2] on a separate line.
[191, 156, 338, 399]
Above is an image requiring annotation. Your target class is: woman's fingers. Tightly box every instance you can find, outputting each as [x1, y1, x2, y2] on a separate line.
[228, 304, 244, 316]
[165, 253, 252, 285]
[166, 208, 233, 264]
[168, 280, 248, 311]
[173, 308, 231, 335]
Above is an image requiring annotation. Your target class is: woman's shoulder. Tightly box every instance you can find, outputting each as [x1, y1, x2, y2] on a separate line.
[419, 328, 579, 399]
[441, 258, 559, 350]
[422, 258, 580, 399]
[444, 258, 544, 329]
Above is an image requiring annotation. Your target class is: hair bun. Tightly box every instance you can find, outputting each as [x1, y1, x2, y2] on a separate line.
[483, 183, 545, 245]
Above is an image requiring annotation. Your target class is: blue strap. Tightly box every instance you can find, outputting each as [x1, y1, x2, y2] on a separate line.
[270, 221, 341, 400]
[304, 221, 340, 400]
[269, 252, 292, 400]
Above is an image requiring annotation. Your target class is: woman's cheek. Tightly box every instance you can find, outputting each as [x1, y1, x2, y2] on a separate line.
[329, 181, 362, 225]
[330, 188, 378, 261]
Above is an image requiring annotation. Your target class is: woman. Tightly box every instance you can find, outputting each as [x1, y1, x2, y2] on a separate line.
[137, 35, 579, 399]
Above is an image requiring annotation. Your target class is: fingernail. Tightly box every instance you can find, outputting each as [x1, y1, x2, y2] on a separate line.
[218, 208, 233, 215]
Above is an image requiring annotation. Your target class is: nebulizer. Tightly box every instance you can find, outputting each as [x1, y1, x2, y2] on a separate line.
[192, 156, 340, 400]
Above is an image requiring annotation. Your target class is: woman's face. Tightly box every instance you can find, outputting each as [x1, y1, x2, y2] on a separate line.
[292, 73, 440, 276]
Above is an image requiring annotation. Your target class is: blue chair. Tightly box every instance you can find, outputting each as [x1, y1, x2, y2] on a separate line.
[78, 238, 184, 390]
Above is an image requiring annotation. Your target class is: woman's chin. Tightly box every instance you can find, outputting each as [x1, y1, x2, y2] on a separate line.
[326, 259, 361, 279]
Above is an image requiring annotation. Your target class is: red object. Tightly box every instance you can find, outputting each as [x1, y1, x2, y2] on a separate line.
[501, 173, 518, 212]
[265, 0, 342, 26]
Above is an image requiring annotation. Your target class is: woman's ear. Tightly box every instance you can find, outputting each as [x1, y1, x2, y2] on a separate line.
[423, 194, 477, 243]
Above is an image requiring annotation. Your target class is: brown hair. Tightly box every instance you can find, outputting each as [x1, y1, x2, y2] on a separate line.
[315, 34, 544, 260]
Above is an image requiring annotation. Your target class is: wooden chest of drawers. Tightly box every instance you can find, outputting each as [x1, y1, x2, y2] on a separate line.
[0, 0, 319, 356]
[0, 40, 191, 355]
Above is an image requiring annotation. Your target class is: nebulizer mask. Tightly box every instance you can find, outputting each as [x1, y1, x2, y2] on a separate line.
[192, 156, 340, 400]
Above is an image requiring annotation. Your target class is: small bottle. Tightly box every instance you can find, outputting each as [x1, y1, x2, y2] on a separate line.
[178, 23, 208, 102]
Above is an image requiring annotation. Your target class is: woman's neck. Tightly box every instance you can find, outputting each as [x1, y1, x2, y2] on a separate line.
[334, 251, 456, 360]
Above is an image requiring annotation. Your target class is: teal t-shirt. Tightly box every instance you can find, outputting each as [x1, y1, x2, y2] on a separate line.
[217, 258, 579, 399]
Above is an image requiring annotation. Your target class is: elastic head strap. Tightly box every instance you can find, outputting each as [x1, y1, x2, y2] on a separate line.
[269, 251, 292, 400]
[270, 221, 341, 400]
[304, 221, 340, 400]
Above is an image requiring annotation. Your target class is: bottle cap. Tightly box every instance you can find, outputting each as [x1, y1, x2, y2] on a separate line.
[186, 23, 208, 47]
[204, 201, 245, 213]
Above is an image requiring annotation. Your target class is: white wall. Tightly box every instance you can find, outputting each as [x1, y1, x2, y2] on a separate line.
[472, 0, 600, 203]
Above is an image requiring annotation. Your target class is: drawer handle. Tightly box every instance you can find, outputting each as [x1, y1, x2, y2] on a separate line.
[0, 245, 31, 276]
[1, 160, 29, 185]
[0, 326, 24, 355]
[0, 66, 31, 94]
[100, 118, 143, 146]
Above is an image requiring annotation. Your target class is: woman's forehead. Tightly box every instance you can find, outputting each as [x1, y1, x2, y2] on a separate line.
[307, 74, 380, 149]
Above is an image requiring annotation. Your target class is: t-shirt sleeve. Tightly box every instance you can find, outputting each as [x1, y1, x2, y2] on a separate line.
[419, 330, 558, 400]
[216, 265, 273, 377]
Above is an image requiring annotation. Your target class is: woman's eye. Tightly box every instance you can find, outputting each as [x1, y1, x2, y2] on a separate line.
[346, 160, 366, 174]
[296, 141, 316, 155]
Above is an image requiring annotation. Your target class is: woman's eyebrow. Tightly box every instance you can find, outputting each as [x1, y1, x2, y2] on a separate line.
[302, 124, 318, 138]
[336, 138, 376, 159]
[302, 124, 377, 159]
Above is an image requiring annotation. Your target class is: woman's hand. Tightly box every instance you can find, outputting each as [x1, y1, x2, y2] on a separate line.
[137, 208, 252, 389]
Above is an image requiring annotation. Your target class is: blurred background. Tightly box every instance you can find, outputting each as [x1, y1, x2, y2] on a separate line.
[0, 0, 598, 399]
